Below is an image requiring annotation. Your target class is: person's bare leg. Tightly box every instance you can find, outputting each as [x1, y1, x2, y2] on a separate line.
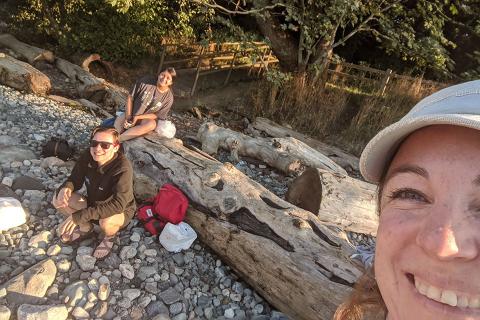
[119, 119, 156, 142]
[94, 213, 126, 258]
[114, 113, 126, 134]
[52, 192, 92, 232]
[99, 213, 126, 237]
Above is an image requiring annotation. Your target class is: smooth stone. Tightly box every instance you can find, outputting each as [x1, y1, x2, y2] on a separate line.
[17, 304, 68, 320]
[71, 306, 89, 319]
[119, 264, 135, 280]
[1, 259, 56, 307]
[1, 177, 13, 188]
[12, 176, 45, 191]
[56, 259, 71, 272]
[146, 301, 169, 318]
[62, 280, 89, 307]
[225, 308, 235, 319]
[0, 184, 19, 199]
[122, 288, 141, 301]
[172, 313, 187, 320]
[119, 246, 137, 260]
[130, 233, 141, 242]
[76, 254, 96, 271]
[0, 305, 10, 320]
[40, 157, 65, 169]
[137, 266, 156, 281]
[169, 302, 183, 315]
[47, 244, 62, 256]
[158, 287, 182, 305]
[98, 283, 111, 301]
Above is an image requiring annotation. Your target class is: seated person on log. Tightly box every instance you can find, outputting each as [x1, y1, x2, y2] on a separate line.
[334, 80, 480, 320]
[52, 126, 136, 259]
[114, 67, 176, 141]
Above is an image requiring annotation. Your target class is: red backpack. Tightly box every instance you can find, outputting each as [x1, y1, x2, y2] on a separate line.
[137, 184, 189, 235]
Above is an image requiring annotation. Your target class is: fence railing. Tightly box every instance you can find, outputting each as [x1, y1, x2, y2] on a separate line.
[326, 60, 445, 96]
[157, 42, 278, 96]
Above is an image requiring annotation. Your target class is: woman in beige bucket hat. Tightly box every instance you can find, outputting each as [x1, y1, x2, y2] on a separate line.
[335, 80, 480, 320]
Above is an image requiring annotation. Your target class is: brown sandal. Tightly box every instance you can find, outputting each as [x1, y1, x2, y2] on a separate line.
[93, 235, 115, 260]
[60, 225, 94, 244]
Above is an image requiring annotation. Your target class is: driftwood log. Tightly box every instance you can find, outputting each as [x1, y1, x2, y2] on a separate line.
[0, 34, 55, 64]
[125, 135, 363, 320]
[286, 168, 378, 235]
[55, 57, 106, 98]
[77, 98, 113, 118]
[251, 117, 359, 172]
[197, 122, 347, 175]
[0, 53, 51, 95]
[74, 53, 114, 81]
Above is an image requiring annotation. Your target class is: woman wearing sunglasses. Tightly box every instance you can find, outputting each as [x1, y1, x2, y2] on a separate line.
[335, 80, 480, 320]
[52, 126, 136, 259]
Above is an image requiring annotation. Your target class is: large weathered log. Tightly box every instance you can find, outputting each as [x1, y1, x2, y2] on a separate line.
[0, 53, 51, 95]
[197, 122, 347, 175]
[0, 34, 55, 64]
[55, 58, 106, 98]
[252, 117, 359, 172]
[125, 135, 363, 320]
[286, 167, 378, 235]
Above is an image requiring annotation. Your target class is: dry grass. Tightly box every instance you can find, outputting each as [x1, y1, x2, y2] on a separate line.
[250, 71, 445, 156]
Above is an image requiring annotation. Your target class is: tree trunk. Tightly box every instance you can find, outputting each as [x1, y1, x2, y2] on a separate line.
[197, 122, 347, 175]
[286, 168, 378, 235]
[0, 34, 55, 64]
[0, 53, 51, 95]
[253, 1, 299, 72]
[251, 117, 359, 173]
[125, 135, 364, 320]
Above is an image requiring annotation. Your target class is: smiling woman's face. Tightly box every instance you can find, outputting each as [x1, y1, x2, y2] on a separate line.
[376, 125, 480, 320]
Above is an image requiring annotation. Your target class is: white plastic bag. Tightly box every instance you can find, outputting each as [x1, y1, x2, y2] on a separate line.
[0, 197, 27, 231]
[159, 222, 197, 252]
[155, 120, 176, 138]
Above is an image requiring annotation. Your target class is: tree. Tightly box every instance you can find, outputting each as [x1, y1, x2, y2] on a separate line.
[193, 0, 463, 77]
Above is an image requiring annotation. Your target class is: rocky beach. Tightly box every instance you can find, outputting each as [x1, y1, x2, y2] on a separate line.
[0, 84, 289, 320]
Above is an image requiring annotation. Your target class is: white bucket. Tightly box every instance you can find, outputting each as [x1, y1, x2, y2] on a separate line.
[0, 197, 27, 231]
[159, 222, 197, 253]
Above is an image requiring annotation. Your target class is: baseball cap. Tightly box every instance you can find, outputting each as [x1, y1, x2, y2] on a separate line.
[360, 79, 480, 183]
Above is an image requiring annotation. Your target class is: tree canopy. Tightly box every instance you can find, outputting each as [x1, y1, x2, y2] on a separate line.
[195, 0, 480, 79]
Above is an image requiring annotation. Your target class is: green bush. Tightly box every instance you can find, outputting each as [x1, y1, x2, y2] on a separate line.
[12, 0, 214, 63]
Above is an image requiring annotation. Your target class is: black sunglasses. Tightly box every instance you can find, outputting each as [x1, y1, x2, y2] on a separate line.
[90, 140, 117, 149]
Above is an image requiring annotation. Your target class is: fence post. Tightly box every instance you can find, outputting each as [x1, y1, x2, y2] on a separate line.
[157, 46, 166, 75]
[224, 51, 238, 86]
[379, 69, 392, 96]
[330, 63, 343, 83]
[190, 47, 205, 97]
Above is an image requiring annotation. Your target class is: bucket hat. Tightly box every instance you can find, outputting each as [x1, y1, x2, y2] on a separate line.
[360, 80, 480, 183]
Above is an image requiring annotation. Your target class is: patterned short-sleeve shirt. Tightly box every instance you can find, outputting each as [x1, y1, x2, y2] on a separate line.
[130, 76, 174, 120]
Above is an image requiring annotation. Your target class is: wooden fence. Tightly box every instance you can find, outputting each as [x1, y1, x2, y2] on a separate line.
[157, 42, 278, 96]
[157, 41, 444, 97]
[326, 60, 445, 96]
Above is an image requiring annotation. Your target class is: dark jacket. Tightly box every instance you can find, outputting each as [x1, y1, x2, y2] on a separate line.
[60, 150, 136, 225]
